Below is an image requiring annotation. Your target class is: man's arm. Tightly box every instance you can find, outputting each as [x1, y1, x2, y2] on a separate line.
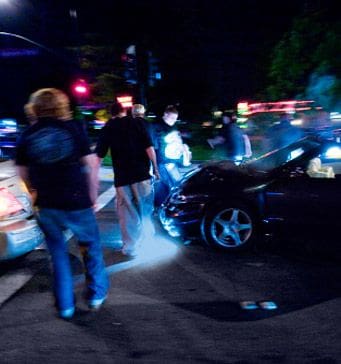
[80, 153, 100, 205]
[16, 165, 37, 203]
[94, 123, 111, 159]
[146, 146, 160, 180]
[16, 165, 30, 187]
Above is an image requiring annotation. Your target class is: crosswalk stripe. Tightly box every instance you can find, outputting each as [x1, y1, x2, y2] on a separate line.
[0, 269, 34, 307]
[95, 186, 115, 212]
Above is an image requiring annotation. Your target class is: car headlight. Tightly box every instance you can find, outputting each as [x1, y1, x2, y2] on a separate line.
[324, 146, 341, 159]
[169, 192, 209, 204]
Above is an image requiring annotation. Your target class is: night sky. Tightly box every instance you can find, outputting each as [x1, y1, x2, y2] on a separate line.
[0, 0, 337, 116]
[75, 0, 302, 110]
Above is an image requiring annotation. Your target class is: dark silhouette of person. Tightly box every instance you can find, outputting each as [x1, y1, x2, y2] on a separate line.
[212, 112, 246, 162]
[265, 113, 303, 151]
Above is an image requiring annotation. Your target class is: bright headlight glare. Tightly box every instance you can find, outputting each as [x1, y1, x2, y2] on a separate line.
[325, 146, 341, 159]
[169, 192, 209, 204]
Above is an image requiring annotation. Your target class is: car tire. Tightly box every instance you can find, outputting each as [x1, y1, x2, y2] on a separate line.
[201, 202, 258, 251]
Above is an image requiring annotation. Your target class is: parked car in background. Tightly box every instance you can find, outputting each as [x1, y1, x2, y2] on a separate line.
[0, 117, 20, 159]
[160, 136, 341, 251]
[0, 157, 44, 261]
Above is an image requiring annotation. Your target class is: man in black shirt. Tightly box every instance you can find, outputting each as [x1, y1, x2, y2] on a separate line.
[208, 111, 247, 163]
[96, 103, 159, 257]
[108, 101, 127, 122]
[265, 113, 303, 152]
[16, 88, 108, 319]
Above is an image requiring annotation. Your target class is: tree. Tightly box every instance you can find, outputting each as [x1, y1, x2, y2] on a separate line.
[265, 8, 341, 110]
[72, 35, 127, 104]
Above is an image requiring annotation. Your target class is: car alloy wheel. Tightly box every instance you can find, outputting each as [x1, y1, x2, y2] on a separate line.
[202, 204, 257, 251]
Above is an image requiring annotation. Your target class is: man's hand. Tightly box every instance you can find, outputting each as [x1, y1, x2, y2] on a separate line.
[182, 143, 192, 166]
[153, 168, 160, 180]
[29, 189, 37, 205]
[81, 154, 100, 205]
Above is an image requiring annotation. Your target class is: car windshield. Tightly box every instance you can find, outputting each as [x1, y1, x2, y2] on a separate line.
[248, 138, 321, 172]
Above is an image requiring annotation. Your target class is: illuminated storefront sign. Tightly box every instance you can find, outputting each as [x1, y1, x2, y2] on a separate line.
[237, 100, 316, 116]
[116, 96, 133, 108]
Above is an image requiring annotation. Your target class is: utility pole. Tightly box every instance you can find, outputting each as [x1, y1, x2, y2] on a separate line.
[135, 43, 149, 107]
[69, 8, 81, 67]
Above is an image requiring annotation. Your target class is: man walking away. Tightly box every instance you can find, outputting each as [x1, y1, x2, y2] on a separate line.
[108, 101, 127, 122]
[96, 103, 159, 257]
[265, 113, 303, 152]
[15, 88, 109, 319]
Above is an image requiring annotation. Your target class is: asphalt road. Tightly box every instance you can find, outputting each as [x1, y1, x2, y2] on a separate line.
[0, 179, 340, 363]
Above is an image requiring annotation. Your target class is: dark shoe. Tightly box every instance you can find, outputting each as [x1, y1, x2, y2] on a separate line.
[116, 250, 135, 261]
[88, 295, 107, 310]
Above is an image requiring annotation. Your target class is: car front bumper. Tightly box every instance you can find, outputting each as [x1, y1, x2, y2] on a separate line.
[0, 219, 45, 261]
[159, 201, 205, 239]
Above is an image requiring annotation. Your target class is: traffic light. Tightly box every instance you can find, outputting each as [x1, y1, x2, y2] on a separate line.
[122, 45, 137, 85]
[71, 79, 89, 104]
[148, 51, 161, 87]
[72, 79, 89, 96]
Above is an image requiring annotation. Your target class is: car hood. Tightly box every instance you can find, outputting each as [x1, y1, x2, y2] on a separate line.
[180, 160, 270, 195]
[200, 160, 270, 179]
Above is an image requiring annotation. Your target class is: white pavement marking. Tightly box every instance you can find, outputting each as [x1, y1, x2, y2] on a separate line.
[0, 181, 116, 308]
[0, 269, 34, 307]
[95, 186, 116, 212]
[98, 166, 114, 182]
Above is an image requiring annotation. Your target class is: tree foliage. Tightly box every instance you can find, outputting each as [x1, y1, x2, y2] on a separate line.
[75, 35, 126, 103]
[266, 9, 341, 110]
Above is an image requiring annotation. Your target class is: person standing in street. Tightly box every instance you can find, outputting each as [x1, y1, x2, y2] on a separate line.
[208, 111, 247, 163]
[107, 101, 128, 122]
[15, 88, 109, 319]
[265, 112, 303, 152]
[95, 103, 159, 257]
[149, 105, 192, 207]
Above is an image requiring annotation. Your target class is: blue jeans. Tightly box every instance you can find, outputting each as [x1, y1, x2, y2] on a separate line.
[37, 208, 109, 311]
[154, 163, 180, 207]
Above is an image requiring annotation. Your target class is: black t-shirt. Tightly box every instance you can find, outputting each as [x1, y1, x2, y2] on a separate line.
[15, 117, 93, 210]
[95, 116, 153, 187]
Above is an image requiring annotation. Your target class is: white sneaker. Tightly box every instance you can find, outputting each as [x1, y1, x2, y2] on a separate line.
[121, 247, 138, 257]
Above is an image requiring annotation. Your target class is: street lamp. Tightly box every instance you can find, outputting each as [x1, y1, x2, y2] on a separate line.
[0, 31, 75, 64]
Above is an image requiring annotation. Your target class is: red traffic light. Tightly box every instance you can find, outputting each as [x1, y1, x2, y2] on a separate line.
[72, 79, 89, 96]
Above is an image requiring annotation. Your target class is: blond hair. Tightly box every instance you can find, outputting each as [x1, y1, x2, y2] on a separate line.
[24, 102, 37, 125]
[25, 88, 72, 121]
[131, 103, 145, 117]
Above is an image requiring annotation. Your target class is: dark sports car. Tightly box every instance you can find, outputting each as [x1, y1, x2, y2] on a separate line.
[159, 137, 341, 251]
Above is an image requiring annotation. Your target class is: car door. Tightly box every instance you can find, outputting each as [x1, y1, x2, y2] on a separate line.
[264, 167, 318, 227]
[263, 164, 341, 230]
